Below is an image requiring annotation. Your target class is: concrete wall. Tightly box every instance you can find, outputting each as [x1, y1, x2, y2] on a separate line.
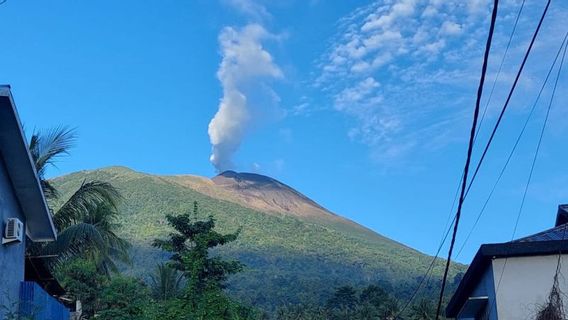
[0, 157, 26, 318]
[492, 255, 568, 319]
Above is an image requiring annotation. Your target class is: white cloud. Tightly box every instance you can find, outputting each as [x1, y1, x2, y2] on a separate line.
[334, 77, 380, 112]
[467, 0, 489, 15]
[224, 0, 271, 21]
[440, 21, 463, 36]
[315, 0, 566, 164]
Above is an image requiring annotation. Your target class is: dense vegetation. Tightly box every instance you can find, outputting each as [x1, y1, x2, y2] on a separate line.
[54, 205, 264, 319]
[52, 166, 465, 313]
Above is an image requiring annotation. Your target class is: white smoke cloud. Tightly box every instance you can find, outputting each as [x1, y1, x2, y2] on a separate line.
[208, 24, 282, 172]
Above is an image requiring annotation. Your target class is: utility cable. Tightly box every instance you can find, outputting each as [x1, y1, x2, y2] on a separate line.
[474, 0, 526, 144]
[464, 0, 551, 200]
[396, 1, 527, 312]
[488, 31, 567, 319]
[456, 31, 568, 259]
[435, 0, 500, 318]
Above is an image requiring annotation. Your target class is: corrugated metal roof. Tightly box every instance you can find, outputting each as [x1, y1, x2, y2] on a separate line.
[513, 205, 568, 243]
[514, 223, 568, 242]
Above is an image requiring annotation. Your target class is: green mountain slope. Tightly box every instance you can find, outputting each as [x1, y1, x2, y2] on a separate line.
[51, 166, 464, 311]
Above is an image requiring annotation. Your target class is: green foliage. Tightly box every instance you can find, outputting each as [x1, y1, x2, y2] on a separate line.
[152, 204, 260, 319]
[327, 286, 358, 311]
[97, 276, 150, 320]
[56, 258, 106, 317]
[28, 128, 130, 275]
[56, 259, 157, 320]
[28, 126, 76, 200]
[153, 204, 243, 293]
[52, 166, 466, 312]
[276, 285, 441, 320]
[150, 263, 184, 301]
[409, 299, 435, 320]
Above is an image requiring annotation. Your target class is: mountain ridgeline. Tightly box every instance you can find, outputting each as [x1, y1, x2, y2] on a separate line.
[51, 166, 464, 311]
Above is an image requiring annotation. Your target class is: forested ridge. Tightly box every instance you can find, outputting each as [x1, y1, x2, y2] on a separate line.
[50, 166, 464, 316]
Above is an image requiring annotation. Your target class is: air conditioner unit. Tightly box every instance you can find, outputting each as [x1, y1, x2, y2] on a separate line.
[2, 218, 24, 245]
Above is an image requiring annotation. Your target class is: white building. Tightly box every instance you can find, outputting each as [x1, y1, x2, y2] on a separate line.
[446, 204, 568, 319]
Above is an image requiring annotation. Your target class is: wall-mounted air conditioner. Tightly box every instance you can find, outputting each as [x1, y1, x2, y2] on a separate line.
[2, 218, 24, 245]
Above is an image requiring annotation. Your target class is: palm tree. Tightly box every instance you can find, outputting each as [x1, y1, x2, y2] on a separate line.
[149, 263, 184, 301]
[28, 126, 76, 200]
[27, 127, 130, 275]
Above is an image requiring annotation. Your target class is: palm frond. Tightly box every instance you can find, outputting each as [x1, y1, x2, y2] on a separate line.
[41, 222, 106, 263]
[150, 263, 184, 300]
[29, 126, 76, 178]
[41, 179, 59, 200]
[54, 180, 121, 230]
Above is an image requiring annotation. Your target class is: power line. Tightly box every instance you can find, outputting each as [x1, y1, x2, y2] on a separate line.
[487, 32, 567, 319]
[464, 0, 552, 200]
[436, 1, 552, 317]
[396, 215, 456, 316]
[511, 34, 565, 243]
[456, 31, 568, 259]
[393, 1, 528, 313]
[474, 0, 526, 144]
[434, 0, 500, 318]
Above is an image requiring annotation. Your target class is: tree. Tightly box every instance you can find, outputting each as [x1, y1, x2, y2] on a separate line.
[27, 127, 130, 274]
[97, 276, 150, 320]
[327, 286, 358, 311]
[379, 298, 400, 320]
[409, 299, 435, 320]
[153, 202, 256, 319]
[149, 263, 184, 301]
[360, 285, 389, 308]
[56, 258, 106, 318]
[153, 203, 242, 293]
[28, 127, 76, 200]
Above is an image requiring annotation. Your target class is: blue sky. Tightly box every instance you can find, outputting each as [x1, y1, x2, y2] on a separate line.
[1, 0, 567, 263]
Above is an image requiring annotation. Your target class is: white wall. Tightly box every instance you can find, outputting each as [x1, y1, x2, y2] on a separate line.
[491, 254, 568, 320]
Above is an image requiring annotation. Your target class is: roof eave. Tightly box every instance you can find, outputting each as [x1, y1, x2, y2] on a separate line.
[446, 240, 568, 317]
[0, 86, 57, 241]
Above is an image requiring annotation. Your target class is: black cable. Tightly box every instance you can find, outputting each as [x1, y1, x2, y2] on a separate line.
[396, 215, 456, 316]
[487, 34, 567, 319]
[456, 31, 568, 258]
[464, 0, 552, 199]
[394, 1, 528, 313]
[435, 0, 500, 318]
[474, 0, 526, 144]
[437, 2, 552, 318]
[511, 36, 565, 241]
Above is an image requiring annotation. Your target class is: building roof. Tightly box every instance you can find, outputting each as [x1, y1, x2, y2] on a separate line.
[0, 86, 57, 241]
[446, 205, 568, 317]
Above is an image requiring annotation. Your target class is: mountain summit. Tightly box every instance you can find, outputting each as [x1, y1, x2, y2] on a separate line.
[211, 170, 332, 219]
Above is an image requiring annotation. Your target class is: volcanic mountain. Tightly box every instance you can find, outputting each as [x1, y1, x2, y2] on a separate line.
[51, 166, 463, 311]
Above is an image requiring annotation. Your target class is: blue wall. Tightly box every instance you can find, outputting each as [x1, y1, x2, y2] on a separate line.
[0, 156, 27, 318]
[19, 282, 70, 320]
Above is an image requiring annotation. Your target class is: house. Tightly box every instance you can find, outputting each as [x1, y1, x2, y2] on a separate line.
[446, 204, 568, 319]
[0, 85, 67, 318]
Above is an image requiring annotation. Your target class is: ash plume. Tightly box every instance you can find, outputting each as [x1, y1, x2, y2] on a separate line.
[208, 24, 282, 172]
